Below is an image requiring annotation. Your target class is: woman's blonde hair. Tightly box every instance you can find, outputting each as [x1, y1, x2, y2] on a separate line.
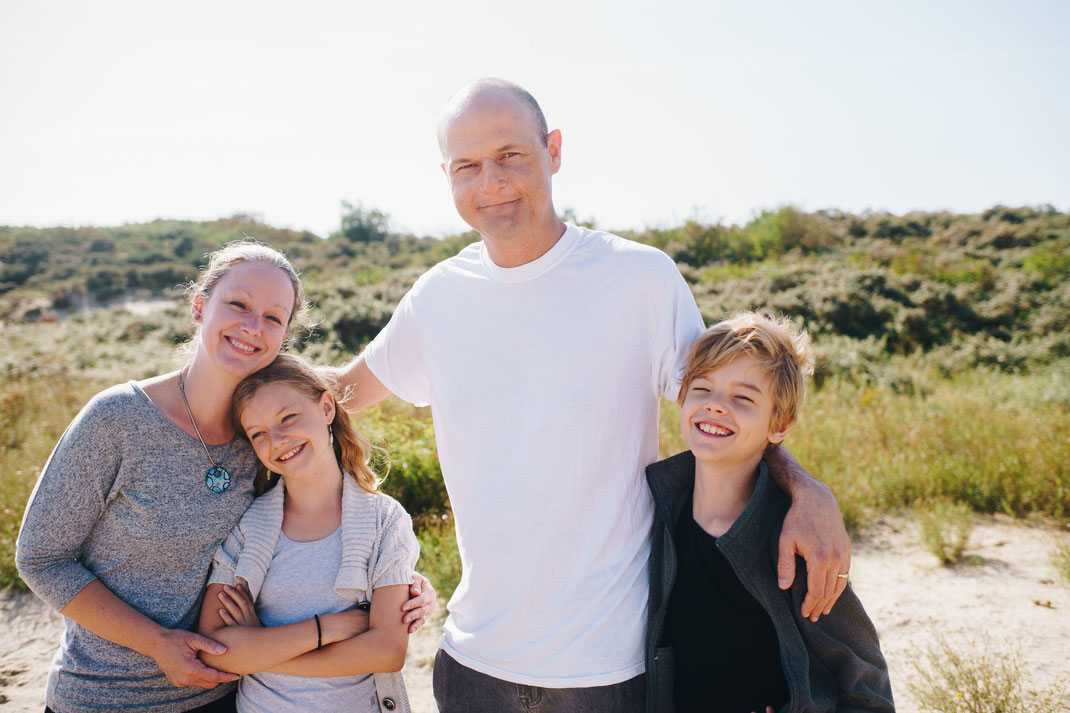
[178, 240, 311, 360]
[230, 353, 384, 496]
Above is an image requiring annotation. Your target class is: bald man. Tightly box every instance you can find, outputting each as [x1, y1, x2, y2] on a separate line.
[340, 79, 850, 713]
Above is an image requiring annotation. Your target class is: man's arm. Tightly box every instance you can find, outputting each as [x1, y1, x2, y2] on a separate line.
[765, 445, 851, 622]
[336, 355, 394, 414]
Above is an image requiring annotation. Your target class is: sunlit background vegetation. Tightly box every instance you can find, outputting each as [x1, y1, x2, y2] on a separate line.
[2, 204, 1068, 594]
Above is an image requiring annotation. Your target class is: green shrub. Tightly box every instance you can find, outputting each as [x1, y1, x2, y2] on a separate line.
[415, 517, 462, 604]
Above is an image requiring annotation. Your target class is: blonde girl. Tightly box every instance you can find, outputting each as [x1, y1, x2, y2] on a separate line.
[197, 353, 419, 713]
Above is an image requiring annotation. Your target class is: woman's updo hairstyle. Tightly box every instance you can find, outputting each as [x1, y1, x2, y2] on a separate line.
[230, 353, 385, 496]
[181, 240, 311, 356]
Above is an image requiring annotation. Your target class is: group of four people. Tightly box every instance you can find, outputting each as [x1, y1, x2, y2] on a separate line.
[17, 78, 893, 712]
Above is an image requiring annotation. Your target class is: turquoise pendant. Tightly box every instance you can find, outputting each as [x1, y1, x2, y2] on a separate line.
[205, 466, 232, 493]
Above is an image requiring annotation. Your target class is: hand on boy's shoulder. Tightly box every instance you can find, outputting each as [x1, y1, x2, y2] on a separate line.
[776, 479, 851, 623]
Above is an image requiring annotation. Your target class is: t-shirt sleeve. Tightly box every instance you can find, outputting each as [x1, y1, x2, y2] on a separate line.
[652, 262, 705, 402]
[370, 498, 420, 591]
[15, 391, 127, 611]
[362, 288, 432, 407]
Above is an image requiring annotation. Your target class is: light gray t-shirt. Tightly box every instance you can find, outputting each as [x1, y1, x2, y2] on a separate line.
[16, 382, 258, 713]
[237, 528, 379, 713]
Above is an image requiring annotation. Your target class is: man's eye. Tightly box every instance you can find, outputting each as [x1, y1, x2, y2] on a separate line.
[502, 152, 519, 159]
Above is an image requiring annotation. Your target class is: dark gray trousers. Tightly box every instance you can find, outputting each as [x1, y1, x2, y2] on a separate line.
[433, 649, 645, 713]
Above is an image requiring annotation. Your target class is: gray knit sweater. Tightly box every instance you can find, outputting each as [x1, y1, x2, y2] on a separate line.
[207, 474, 419, 713]
[16, 382, 258, 713]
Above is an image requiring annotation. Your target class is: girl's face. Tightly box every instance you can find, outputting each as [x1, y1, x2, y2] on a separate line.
[192, 261, 295, 380]
[239, 383, 337, 481]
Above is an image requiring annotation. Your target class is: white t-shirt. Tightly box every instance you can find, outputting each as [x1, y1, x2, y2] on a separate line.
[364, 224, 704, 687]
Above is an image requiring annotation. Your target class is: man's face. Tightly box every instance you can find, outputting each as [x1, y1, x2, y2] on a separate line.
[440, 94, 561, 245]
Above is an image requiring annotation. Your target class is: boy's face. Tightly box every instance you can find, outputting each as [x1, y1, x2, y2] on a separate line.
[680, 354, 790, 471]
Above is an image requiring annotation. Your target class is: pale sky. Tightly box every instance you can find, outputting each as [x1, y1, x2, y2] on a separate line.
[1, 0, 1067, 238]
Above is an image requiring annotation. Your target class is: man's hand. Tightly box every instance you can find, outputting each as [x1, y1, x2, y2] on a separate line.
[402, 572, 437, 633]
[777, 477, 851, 622]
[148, 628, 239, 689]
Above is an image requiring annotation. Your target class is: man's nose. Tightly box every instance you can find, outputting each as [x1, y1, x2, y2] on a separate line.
[481, 163, 505, 192]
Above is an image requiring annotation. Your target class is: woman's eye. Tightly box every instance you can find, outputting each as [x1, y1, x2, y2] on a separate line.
[248, 430, 264, 440]
[281, 414, 295, 422]
[736, 395, 753, 403]
[229, 301, 247, 310]
[267, 314, 283, 325]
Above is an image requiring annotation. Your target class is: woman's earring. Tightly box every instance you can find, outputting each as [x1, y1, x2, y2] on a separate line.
[328, 424, 334, 447]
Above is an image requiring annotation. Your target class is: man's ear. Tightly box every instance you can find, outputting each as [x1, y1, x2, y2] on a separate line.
[547, 129, 562, 175]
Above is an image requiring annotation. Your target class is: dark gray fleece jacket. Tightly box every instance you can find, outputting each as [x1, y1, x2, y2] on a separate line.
[644, 451, 895, 713]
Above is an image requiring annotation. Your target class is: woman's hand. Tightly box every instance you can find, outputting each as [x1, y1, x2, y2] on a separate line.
[217, 584, 261, 628]
[148, 627, 239, 689]
[402, 572, 437, 633]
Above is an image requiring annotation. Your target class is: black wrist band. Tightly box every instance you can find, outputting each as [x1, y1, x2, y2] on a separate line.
[314, 614, 322, 650]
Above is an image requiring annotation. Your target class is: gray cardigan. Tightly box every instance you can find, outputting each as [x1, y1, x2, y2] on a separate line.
[208, 474, 419, 713]
[644, 451, 895, 713]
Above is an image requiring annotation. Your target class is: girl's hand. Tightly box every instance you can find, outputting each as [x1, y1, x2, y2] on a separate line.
[217, 584, 261, 628]
[321, 608, 371, 644]
[149, 628, 239, 688]
[402, 572, 437, 633]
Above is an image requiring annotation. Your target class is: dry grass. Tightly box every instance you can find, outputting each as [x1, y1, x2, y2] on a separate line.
[909, 634, 1065, 713]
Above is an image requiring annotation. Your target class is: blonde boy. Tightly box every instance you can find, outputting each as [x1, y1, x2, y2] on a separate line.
[643, 313, 894, 713]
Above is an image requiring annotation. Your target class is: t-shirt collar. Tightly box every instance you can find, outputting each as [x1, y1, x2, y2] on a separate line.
[479, 223, 582, 283]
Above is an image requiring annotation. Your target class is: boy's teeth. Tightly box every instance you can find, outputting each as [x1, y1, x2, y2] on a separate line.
[698, 423, 731, 436]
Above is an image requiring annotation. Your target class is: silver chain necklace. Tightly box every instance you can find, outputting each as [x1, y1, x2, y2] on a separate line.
[178, 369, 234, 493]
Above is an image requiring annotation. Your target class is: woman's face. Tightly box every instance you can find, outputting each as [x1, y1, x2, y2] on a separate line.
[193, 261, 295, 380]
[239, 382, 337, 481]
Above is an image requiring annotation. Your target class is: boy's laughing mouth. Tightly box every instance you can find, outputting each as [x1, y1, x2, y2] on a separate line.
[696, 422, 735, 437]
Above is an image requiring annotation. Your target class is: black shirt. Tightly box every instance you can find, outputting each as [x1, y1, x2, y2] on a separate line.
[665, 496, 790, 713]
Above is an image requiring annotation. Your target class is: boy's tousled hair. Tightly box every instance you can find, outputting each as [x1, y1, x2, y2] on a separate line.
[679, 312, 815, 432]
[231, 353, 385, 496]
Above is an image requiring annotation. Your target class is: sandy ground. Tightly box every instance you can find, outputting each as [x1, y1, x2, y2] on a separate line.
[3, 515, 1068, 712]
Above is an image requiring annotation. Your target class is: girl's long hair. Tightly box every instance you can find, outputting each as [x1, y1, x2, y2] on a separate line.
[230, 353, 385, 496]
